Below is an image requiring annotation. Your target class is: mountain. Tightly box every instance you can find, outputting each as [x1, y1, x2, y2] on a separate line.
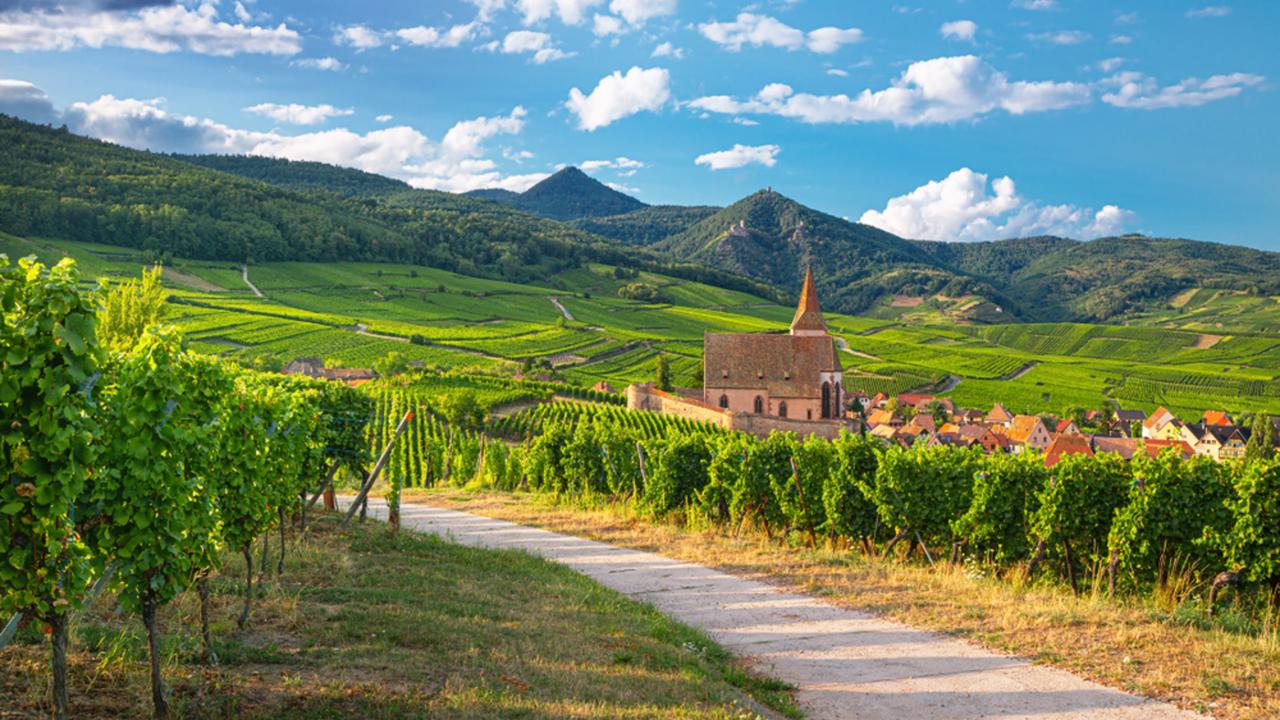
[653, 189, 1014, 317]
[178, 154, 411, 197]
[468, 166, 647, 221]
[569, 205, 721, 246]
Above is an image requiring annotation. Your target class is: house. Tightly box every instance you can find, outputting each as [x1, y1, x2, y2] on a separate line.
[954, 409, 986, 425]
[1115, 408, 1147, 425]
[1007, 415, 1053, 453]
[866, 408, 904, 429]
[849, 390, 870, 410]
[868, 392, 889, 410]
[869, 423, 906, 446]
[592, 381, 617, 394]
[986, 402, 1015, 427]
[1055, 418, 1081, 435]
[702, 268, 843, 421]
[907, 414, 936, 434]
[1093, 436, 1195, 461]
[898, 393, 934, 409]
[281, 357, 377, 386]
[1045, 433, 1094, 467]
[927, 432, 966, 448]
[1141, 406, 1178, 439]
[958, 423, 1006, 453]
[1202, 410, 1233, 427]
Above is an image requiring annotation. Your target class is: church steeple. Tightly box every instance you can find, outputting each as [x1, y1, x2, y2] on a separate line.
[790, 266, 827, 336]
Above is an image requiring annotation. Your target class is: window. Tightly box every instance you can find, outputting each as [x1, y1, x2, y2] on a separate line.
[821, 382, 832, 419]
[719, 394, 729, 409]
[753, 396, 764, 414]
[779, 401, 788, 418]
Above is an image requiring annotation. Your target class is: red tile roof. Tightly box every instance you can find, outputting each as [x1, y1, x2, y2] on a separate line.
[703, 332, 840, 397]
[790, 266, 827, 333]
[1045, 433, 1094, 467]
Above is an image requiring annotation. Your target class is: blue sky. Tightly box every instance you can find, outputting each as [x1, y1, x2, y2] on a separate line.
[0, 0, 1276, 249]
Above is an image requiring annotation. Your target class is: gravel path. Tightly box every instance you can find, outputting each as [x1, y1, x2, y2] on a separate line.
[348, 498, 1203, 720]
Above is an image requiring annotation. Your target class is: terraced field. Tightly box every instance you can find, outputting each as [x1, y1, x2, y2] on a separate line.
[7, 235, 1280, 418]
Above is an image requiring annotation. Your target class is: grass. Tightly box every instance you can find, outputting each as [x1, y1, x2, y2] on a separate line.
[402, 489, 1280, 720]
[0, 515, 795, 719]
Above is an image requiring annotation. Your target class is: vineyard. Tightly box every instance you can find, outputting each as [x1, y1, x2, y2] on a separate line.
[489, 401, 730, 440]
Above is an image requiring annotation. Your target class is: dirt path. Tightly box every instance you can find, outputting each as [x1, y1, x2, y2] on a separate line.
[1001, 361, 1040, 381]
[348, 498, 1201, 720]
[241, 264, 264, 298]
[548, 296, 574, 321]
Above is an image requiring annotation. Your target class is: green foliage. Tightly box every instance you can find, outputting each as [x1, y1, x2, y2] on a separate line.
[775, 436, 830, 537]
[822, 431, 880, 542]
[373, 351, 409, 377]
[953, 452, 1048, 564]
[873, 445, 982, 549]
[1108, 452, 1234, 588]
[618, 282, 660, 302]
[0, 256, 101, 621]
[642, 434, 710, 517]
[1206, 458, 1280, 586]
[497, 167, 646, 221]
[733, 433, 792, 534]
[97, 265, 168, 354]
[655, 354, 671, 391]
[562, 420, 609, 496]
[1030, 453, 1131, 568]
[1245, 414, 1276, 460]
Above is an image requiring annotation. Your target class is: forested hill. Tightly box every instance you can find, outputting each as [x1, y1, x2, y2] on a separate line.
[468, 167, 647, 221]
[0, 115, 783, 298]
[178, 154, 411, 197]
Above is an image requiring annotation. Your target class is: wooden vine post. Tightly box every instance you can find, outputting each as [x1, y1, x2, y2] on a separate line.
[343, 410, 413, 526]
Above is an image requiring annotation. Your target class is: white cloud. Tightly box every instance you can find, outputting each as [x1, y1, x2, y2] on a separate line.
[376, 114, 394, 123]
[609, 0, 676, 26]
[699, 13, 862, 54]
[1115, 11, 1139, 24]
[0, 79, 57, 124]
[858, 167, 1133, 242]
[687, 55, 1090, 126]
[580, 156, 644, 170]
[651, 41, 683, 58]
[291, 57, 346, 71]
[42, 81, 537, 192]
[334, 24, 383, 50]
[0, 3, 301, 55]
[605, 181, 640, 193]
[695, 143, 780, 170]
[566, 66, 671, 131]
[468, 0, 508, 23]
[244, 103, 354, 126]
[1186, 6, 1231, 18]
[940, 20, 977, 42]
[826, 68, 848, 77]
[1109, 34, 1133, 44]
[233, 2, 252, 23]
[395, 23, 480, 48]
[515, 0, 603, 26]
[592, 14, 623, 36]
[1027, 30, 1091, 45]
[1096, 57, 1127, 73]
[1012, 0, 1057, 9]
[1100, 71, 1264, 109]
[497, 30, 573, 63]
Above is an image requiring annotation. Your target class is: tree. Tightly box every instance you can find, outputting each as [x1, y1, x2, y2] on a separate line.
[437, 389, 482, 430]
[924, 399, 950, 426]
[655, 354, 672, 391]
[97, 264, 167, 353]
[0, 257, 101, 719]
[1246, 413, 1276, 460]
[373, 350, 408, 376]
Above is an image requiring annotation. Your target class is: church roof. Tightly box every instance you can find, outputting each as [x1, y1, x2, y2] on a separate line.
[703, 332, 840, 398]
[790, 266, 827, 333]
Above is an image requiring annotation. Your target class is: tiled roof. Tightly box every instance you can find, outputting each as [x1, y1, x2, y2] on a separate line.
[1045, 433, 1094, 467]
[1202, 410, 1233, 426]
[1115, 409, 1146, 423]
[987, 402, 1014, 423]
[790, 266, 827, 333]
[1007, 415, 1043, 443]
[703, 332, 840, 397]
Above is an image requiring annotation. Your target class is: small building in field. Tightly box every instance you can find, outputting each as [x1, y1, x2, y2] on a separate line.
[282, 357, 377, 386]
[592, 381, 617, 394]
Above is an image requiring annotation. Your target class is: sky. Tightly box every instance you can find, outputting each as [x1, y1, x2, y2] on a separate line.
[0, 0, 1276, 249]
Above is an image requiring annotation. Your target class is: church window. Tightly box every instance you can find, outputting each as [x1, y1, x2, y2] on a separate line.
[821, 382, 832, 419]
[719, 394, 729, 409]
[779, 401, 788, 418]
[753, 396, 763, 414]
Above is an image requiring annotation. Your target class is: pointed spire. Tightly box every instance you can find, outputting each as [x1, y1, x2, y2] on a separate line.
[790, 265, 827, 336]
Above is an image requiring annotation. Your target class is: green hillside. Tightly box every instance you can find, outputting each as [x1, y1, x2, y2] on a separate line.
[475, 166, 648, 220]
[570, 205, 721, 246]
[177, 154, 412, 197]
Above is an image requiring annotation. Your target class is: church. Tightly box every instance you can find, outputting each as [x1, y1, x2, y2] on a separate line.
[702, 268, 844, 421]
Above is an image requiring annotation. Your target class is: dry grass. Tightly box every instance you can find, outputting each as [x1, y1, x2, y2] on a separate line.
[1, 514, 794, 719]
[402, 489, 1280, 720]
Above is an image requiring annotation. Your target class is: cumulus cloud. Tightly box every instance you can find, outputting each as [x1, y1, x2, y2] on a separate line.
[566, 66, 671, 131]
[0, 78, 57, 124]
[859, 168, 1133, 242]
[468, 0, 507, 23]
[244, 102, 354, 126]
[493, 29, 572, 63]
[0, 2, 301, 55]
[1096, 57, 1126, 73]
[1027, 30, 1091, 45]
[1012, 0, 1057, 9]
[515, 0, 603, 26]
[609, 0, 675, 25]
[1100, 71, 1264, 109]
[334, 24, 382, 50]
[375, 114, 394, 123]
[291, 57, 346, 72]
[699, 13, 862, 54]
[1186, 6, 1231, 18]
[1109, 34, 1133, 44]
[940, 20, 977, 42]
[687, 55, 1090, 126]
[695, 143, 780, 170]
[26, 79, 539, 192]
[395, 22, 480, 48]
[580, 156, 644, 171]
[591, 14, 623, 36]
[651, 41, 683, 58]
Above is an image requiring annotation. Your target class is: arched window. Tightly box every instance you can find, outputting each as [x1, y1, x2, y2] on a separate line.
[719, 394, 729, 409]
[753, 396, 764, 414]
[821, 382, 832, 419]
[778, 401, 788, 418]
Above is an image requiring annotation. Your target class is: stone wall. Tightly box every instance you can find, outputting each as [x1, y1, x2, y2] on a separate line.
[628, 383, 852, 439]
